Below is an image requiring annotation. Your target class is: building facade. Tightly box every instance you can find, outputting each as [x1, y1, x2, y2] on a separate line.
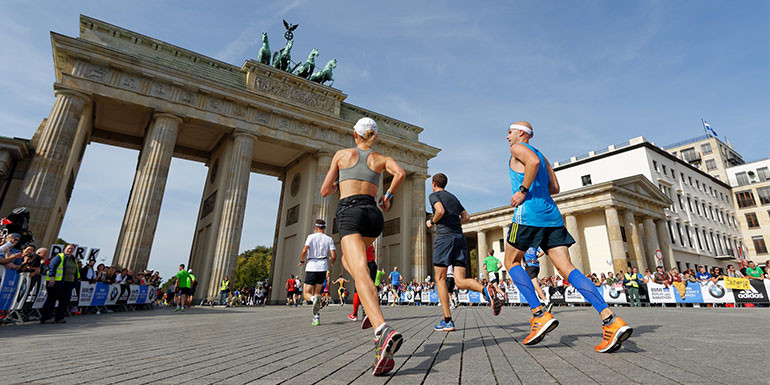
[462, 136, 744, 278]
[664, 135, 743, 182]
[726, 159, 770, 259]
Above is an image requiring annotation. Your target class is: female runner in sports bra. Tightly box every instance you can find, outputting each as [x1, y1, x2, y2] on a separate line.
[320, 117, 405, 376]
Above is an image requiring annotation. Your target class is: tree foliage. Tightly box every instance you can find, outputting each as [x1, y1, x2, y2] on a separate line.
[233, 245, 272, 289]
[469, 249, 478, 279]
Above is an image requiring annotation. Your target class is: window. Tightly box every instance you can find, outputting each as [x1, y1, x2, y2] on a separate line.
[684, 225, 693, 248]
[702, 229, 710, 251]
[671, 169, 676, 178]
[701, 143, 712, 154]
[753, 236, 768, 254]
[746, 213, 759, 228]
[667, 221, 674, 242]
[581, 175, 592, 186]
[735, 191, 756, 208]
[705, 159, 717, 170]
[662, 165, 667, 174]
[696, 180, 700, 189]
[757, 186, 770, 205]
[681, 147, 698, 162]
[498, 239, 504, 251]
[695, 230, 702, 249]
[695, 200, 701, 215]
[736, 172, 749, 186]
[709, 206, 714, 220]
[680, 172, 685, 182]
[677, 194, 684, 210]
[758, 167, 770, 182]
[653, 160, 658, 172]
[719, 210, 724, 224]
[702, 203, 707, 217]
[710, 232, 717, 253]
[688, 176, 693, 186]
[676, 223, 684, 246]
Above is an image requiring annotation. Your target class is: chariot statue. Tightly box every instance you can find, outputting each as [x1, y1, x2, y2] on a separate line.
[272, 39, 293, 72]
[295, 48, 318, 79]
[257, 32, 271, 65]
[309, 59, 336, 86]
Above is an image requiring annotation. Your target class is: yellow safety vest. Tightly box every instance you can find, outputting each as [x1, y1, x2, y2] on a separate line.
[220, 280, 230, 291]
[53, 253, 80, 282]
[624, 273, 638, 288]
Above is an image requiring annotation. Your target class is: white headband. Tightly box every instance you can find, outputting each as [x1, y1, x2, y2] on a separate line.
[354, 117, 378, 136]
[509, 123, 533, 137]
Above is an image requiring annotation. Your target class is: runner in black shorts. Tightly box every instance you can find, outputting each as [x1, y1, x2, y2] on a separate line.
[427, 173, 502, 333]
[320, 117, 405, 376]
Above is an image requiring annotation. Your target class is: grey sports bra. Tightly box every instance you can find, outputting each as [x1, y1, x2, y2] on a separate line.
[338, 148, 380, 186]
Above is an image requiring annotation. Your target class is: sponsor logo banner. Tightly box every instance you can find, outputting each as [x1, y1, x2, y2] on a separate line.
[506, 288, 521, 304]
[78, 282, 96, 306]
[0, 267, 20, 311]
[135, 285, 149, 304]
[90, 282, 110, 306]
[429, 290, 439, 303]
[10, 272, 30, 311]
[387, 291, 394, 303]
[733, 280, 769, 303]
[675, 281, 704, 303]
[646, 282, 677, 303]
[458, 290, 469, 303]
[701, 281, 734, 303]
[548, 287, 565, 304]
[601, 284, 628, 303]
[106, 284, 121, 305]
[33, 281, 48, 309]
[468, 290, 481, 303]
[127, 285, 140, 304]
[724, 277, 750, 290]
[564, 286, 586, 303]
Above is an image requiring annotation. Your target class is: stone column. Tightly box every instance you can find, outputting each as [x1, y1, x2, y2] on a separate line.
[476, 230, 487, 279]
[113, 113, 181, 270]
[17, 89, 90, 244]
[564, 214, 586, 273]
[207, 132, 254, 299]
[622, 211, 647, 271]
[642, 218, 662, 268]
[604, 207, 628, 272]
[313, 152, 333, 224]
[411, 174, 427, 280]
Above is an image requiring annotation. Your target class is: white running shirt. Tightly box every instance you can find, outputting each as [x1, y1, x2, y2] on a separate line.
[304, 232, 336, 272]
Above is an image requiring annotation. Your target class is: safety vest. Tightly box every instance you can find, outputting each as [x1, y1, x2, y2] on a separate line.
[624, 273, 638, 288]
[54, 253, 80, 282]
[220, 279, 230, 291]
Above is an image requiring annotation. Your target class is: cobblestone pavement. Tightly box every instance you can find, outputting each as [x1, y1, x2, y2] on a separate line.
[2, 304, 767, 384]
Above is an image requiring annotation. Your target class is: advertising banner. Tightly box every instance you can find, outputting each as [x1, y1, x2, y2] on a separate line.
[421, 291, 430, 303]
[70, 285, 79, 303]
[548, 287, 566, 304]
[601, 285, 628, 304]
[90, 282, 110, 306]
[0, 267, 20, 311]
[506, 287, 520, 304]
[646, 282, 677, 303]
[724, 277, 750, 290]
[458, 290, 469, 303]
[674, 282, 704, 303]
[733, 280, 769, 304]
[387, 291, 394, 303]
[78, 282, 96, 306]
[106, 284, 122, 306]
[144, 286, 156, 304]
[127, 285, 140, 304]
[116, 285, 130, 305]
[468, 290, 481, 303]
[429, 290, 439, 303]
[701, 281, 734, 303]
[404, 290, 414, 303]
[32, 281, 48, 309]
[10, 272, 30, 311]
[564, 285, 586, 303]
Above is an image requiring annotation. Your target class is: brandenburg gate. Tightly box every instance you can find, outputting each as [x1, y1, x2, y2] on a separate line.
[9, 15, 439, 301]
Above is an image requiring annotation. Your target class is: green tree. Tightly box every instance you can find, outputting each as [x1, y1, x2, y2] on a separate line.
[469, 249, 478, 279]
[233, 246, 272, 289]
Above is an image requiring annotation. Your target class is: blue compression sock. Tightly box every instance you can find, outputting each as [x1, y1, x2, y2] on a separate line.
[509, 265, 542, 309]
[568, 269, 608, 314]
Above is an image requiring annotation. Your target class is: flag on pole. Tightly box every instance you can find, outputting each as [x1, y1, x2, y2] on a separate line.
[703, 121, 718, 137]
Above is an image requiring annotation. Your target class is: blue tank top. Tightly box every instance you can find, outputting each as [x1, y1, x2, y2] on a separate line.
[509, 143, 564, 227]
[524, 247, 541, 267]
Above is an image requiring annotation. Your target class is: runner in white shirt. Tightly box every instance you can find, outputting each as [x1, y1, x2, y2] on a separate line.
[298, 219, 337, 325]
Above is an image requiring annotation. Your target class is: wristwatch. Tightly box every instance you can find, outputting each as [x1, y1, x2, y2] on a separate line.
[519, 185, 529, 194]
[429, 219, 435, 225]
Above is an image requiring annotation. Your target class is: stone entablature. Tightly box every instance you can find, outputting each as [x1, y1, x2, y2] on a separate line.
[52, 31, 437, 175]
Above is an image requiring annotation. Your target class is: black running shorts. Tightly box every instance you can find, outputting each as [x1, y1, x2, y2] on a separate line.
[525, 265, 540, 280]
[179, 287, 193, 296]
[305, 271, 326, 286]
[506, 223, 575, 252]
[336, 195, 384, 238]
[432, 233, 468, 268]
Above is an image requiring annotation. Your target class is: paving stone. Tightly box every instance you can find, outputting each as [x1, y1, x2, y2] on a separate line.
[2, 304, 766, 385]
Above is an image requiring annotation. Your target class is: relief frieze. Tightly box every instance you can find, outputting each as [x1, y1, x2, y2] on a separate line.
[252, 75, 335, 114]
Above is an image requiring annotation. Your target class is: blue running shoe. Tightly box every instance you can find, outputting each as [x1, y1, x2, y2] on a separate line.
[433, 319, 455, 332]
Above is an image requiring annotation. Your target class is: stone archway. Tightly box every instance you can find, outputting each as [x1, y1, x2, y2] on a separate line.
[11, 15, 439, 300]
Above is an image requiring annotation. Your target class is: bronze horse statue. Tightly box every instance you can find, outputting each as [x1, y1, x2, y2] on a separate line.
[309, 59, 336, 86]
[272, 40, 293, 72]
[257, 33, 271, 65]
[295, 48, 319, 79]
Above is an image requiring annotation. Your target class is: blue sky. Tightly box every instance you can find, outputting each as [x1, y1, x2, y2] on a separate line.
[1, 1, 767, 280]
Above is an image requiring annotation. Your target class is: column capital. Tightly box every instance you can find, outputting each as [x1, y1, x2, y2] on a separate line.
[53, 88, 91, 104]
[153, 112, 183, 125]
[232, 130, 258, 142]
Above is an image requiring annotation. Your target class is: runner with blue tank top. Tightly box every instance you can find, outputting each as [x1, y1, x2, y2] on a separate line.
[503, 121, 632, 353]
[524, 247, 552, 311]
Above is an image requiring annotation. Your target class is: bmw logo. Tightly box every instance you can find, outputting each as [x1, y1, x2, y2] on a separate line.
[709, 284, 725, 299]
[110, 287, 119, 300]
[609, 289, 620, 299]
[15, 280, 27, 303]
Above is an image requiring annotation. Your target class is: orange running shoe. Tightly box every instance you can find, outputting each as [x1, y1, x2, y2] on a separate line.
[594, 316, 633, 353]
[522, 311, 559, 346]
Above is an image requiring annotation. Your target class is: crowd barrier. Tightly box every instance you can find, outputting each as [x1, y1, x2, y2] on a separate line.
[0, 266, 157, 323]
[380, 279, 770, 306]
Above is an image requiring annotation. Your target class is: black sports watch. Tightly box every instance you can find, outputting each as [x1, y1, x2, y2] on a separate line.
[519, 185, 529, 194]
